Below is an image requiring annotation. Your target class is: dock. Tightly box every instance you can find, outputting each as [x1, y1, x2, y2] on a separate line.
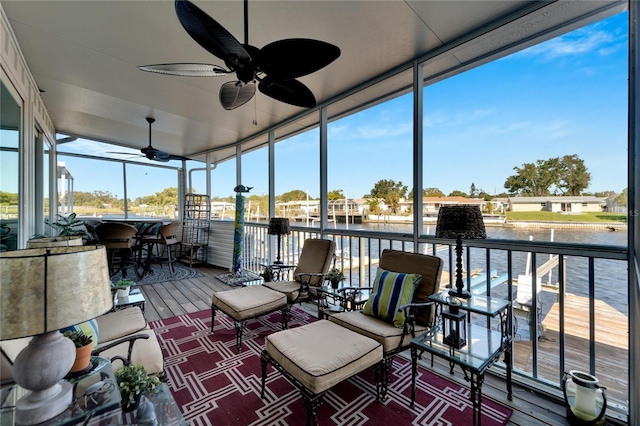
[513, 293, 628, 404]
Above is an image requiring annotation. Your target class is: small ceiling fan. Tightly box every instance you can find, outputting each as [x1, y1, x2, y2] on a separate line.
[108, 117, 189, 162]
[138, 0, 340, 110]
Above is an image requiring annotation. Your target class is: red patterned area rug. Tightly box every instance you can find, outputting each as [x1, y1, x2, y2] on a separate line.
[149, 308, 512, 426]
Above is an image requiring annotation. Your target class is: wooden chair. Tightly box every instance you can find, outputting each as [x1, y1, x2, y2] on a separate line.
[327, 249, 443, 401]
[95, 222, 141, 279]
[140, 222, 182, 278]
[262, 238, 336, 305]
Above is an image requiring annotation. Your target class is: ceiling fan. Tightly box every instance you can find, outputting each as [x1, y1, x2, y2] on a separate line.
[137, 0, 340, 110]
[108, 117, 189, 162]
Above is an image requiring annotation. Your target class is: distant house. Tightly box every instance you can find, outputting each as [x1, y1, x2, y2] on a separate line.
[508, 196, 604, 213]
[395, 196, 485, 215]
[211, 201, 235, 216]
[421, 196, 484, 214]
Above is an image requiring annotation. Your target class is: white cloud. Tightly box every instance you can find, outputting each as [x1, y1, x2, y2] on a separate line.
[520, 26, 620, 60]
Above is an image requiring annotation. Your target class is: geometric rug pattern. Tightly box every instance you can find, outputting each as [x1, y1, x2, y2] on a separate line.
[149, 308, 512, 426]
[111, 263, 203, 285]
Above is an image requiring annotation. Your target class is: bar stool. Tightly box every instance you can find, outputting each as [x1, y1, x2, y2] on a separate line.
[140, 221, 181, 277]
[95, 222, 141, 279]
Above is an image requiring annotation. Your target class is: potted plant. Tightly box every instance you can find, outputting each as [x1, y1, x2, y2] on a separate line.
[63, 330, 93, 373]
[113, 278, 136, 297]
[115, 364, 161, 412]
[325, 268, 345, 289]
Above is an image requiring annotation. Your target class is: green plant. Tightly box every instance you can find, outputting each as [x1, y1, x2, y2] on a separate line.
[325, 268, 345, 283]
[45, 213, 87, 236]
[63, 330, 93, 348]
[32, 212, 97, 243]
[115, 364, 161, 408]
[113, 278, 136, 288]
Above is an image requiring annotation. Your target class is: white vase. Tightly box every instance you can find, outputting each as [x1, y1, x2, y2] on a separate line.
[116, 286, 131, 298]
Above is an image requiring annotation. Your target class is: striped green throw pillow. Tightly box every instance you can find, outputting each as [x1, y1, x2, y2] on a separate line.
[363, 268, 422, 327]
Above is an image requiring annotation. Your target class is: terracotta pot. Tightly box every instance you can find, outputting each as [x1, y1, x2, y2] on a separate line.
[70, 344, 92, 373]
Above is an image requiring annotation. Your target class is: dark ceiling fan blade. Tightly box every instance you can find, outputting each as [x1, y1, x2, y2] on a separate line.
[258, 78, 315, 108]
[175, 0, 251, 69]
[220, 81, 256, 110]
[167, 154, 191, 161]
[137, 63, 230, 77]
[106, 151, 145, 157]
[260, 39, 340, 80]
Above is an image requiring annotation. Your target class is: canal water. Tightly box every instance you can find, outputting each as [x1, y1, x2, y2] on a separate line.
[321, 223, 628, 315]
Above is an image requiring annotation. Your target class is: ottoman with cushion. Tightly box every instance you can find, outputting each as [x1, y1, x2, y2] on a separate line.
[211, 285, 289, 353]
[260, 320, 383, 426]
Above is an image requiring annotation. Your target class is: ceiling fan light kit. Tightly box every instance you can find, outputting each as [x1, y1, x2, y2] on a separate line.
[138, 0, 340, 109]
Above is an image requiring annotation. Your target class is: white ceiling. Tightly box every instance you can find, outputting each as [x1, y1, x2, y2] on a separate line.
[1, 0, 625, 164]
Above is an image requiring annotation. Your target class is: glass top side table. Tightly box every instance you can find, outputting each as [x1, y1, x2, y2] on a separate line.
[315, 284, 372, 317]
[87, 383, 186, 426]
[259, 263, 297, 281]
[113, 288, 146, 312]
[1, 357, 120, 426]
[429, 291, 510, 317]
[412, 291, 513, 426]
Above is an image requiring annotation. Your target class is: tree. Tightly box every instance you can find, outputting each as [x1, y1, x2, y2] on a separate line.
[470, 183, 477, 197]
[424, 187, 445, 197]
[478, 191, 493, 201]
[278, 190, 309, 202]
[504, 159, 557, 196]
[448, 190, 469, 197]
[557, 154, 591, 196]
[369, 179, 407, 214]
[615, 188, 627, 208]
[504, 155, 591, 197]
[328, 189, 345, 200]
[367, 198, 382, 216]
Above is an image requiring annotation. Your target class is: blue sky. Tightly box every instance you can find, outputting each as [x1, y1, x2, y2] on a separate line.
[51, 11, 629, 201]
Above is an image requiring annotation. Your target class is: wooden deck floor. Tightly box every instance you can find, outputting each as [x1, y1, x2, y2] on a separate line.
[138, 264, 576, 426]
[513, 294, 628, 405]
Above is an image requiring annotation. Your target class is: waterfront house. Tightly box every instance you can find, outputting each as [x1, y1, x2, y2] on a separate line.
[509, 196, 605, 213]
[1, 1, 638, 424]
[420, 196, 485, 215]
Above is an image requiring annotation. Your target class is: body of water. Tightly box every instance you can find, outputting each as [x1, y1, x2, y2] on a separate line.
[306, 223, 629, 315]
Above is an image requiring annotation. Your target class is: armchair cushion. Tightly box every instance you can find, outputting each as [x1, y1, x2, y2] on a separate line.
[95, 308, 147, 342]
[363, 268, 421, 327]
[263, 280, 304, 304]
[328, 311, 429, 353]
[293, 239, 335, 286]
[378, 249, 443, 326]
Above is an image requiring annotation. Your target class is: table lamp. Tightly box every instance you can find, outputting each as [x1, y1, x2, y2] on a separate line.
[435, 205, 486, 299]
[0, 245, 113, 425]
[26, 235, 83, 248]
[267, 218, 290, 264]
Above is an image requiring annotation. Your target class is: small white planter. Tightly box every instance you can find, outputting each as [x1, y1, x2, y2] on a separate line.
[116, 286, 131, 298]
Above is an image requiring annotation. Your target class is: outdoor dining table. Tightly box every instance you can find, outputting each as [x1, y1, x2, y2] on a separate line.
[99, 218, 169, 278]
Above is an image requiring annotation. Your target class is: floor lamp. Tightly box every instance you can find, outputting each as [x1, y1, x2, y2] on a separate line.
[268, 218, 290, 264]
[435, 205, 486, 299]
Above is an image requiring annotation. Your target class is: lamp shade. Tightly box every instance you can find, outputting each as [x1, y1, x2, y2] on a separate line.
[435, 205, 487, 240]
[26, 236, 83, 248]
[0, 245, 113, 340]
[267, 218, 290, 236]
